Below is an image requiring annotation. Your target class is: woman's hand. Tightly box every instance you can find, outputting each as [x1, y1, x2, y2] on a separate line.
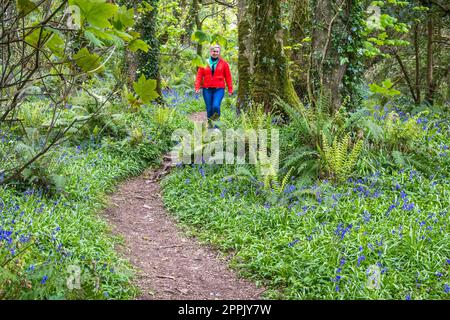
[195, 89, 200, 94]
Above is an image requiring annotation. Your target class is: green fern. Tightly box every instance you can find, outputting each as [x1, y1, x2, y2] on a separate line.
[276, 167, 293, 195]
[321, 132, 363, 181]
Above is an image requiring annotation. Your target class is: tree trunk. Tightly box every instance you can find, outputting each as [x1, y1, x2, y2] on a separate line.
[425, 15, 435, 104]
[194, 0, 203, 56]
[183, 0, 202, 55]
[414, 23, 421, 104]
[249, 0, 301, 113]
[310, 0, 351, 112]
[288, 0, 310, 101]
[394, 53, 418, 104]
[137, 0, 162, 97]
[122, 0, 139, 88]
[237, 0, 254, 114]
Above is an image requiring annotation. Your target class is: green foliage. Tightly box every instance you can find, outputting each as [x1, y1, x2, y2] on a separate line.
[162, 157, 450, 300]
[277, 93, 355, 182]
[70, 0, 118, 29]
[136, 0, 159, 80]
[0, 87, 190, 299]
[25, 27, 65, 57]
[112, 6, 135, 31]
[153, 107, 175, 129]
[132, 74, 159, 104]
[11, 131, 65, 193]
[73, 48, 105, 73]
[191, 30, 212, 44]
[192, 54, 208, 68]
[320, 132, 363, 181]
[128, 39, 150, 53]
[363, 0, 411, 58]
[369, 79, 401, 98]
[191, 30, 228, 48]
[239, 105, 273, 131]
[384, 111, 426, 150]
[16, 0, 38, 16]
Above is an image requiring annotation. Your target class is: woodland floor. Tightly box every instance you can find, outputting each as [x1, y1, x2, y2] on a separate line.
[103, 112, 264, 300]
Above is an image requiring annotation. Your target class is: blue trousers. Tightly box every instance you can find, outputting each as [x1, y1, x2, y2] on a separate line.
[202, 88, 224, 122]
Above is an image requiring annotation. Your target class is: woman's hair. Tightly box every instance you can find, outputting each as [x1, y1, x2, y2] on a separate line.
[210, 44, 221, 52]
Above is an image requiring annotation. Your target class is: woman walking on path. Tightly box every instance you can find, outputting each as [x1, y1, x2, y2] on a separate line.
[195, 44, 233, 128]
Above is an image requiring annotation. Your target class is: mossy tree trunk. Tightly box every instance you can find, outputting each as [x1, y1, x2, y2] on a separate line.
[288, 0, 311, 102]
[137, 0, 162, 97]
[309, 0, 364, 112]
[247, 0, 301, 113]
[183, 0, 202, 56]
[237, 0, 254, 114]
[425, 14, 436, 104]
[309, 0, 350, 111]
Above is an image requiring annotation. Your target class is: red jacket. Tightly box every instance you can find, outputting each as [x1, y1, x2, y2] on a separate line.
[195, 58, 233, 94]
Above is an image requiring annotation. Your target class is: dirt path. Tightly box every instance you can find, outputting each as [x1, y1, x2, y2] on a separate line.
[103, 111, 264, 300]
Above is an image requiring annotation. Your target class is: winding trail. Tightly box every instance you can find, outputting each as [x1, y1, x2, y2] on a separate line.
[103, 112, 264, 300]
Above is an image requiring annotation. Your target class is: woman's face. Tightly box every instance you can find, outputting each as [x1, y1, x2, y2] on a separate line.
[210, 48, 220, 59]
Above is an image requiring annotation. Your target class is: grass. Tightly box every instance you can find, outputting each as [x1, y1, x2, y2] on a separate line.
[0, 93, 191, 299]
[161, 97, 450, 300]
[2, 88, 449, 300]
[162, 162, 450, 299]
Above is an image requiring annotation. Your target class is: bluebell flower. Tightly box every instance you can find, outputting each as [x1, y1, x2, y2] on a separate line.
[362, 210, 371, 223]
[285, 184, 296, 193]
[357, 255, 366, 266]
[444, 284, 450, 294]
[386, 203, 397, 216]
[406, 294, 411, 300]
[402, 202, 415, 211]
[335, 223, 352, 240]
[288, 239, 299, 247]
[41, 276, 48, 284]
